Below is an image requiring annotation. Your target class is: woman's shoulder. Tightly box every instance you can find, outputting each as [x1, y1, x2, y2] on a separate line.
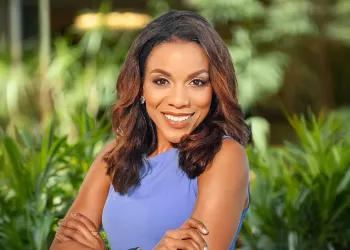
[101, 140, 116, 155]
[200, 136, 249, 181]
[219, 136, 247, 162]
[82, 140, 115, 186]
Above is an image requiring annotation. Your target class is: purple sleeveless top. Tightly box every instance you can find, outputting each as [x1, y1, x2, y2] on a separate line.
[102, 137, 249, 250]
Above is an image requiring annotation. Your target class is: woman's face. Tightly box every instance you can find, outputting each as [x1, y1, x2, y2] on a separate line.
[143, 41, 213, 144]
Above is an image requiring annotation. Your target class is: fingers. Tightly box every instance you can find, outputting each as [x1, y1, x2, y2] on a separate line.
[56, 212, 102, 249]
[160, 237, 198, 250]
[155, 218, 209, 250]
[56, 226, 91, 247]
[182, 218, 209, 235]
[187, 239, 202, 250]
[165, 229, 207, 250]
[59, 217, 95, 241]
[55, 232, 70, 242]
[71, 212, 99, 233]
[180, 229, 207, 248]
[170, 239, 198, 250]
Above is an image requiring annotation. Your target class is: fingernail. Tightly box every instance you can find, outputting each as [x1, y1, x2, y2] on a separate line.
[202, 226, 209, 234]
[58, 219, 64, 226]
[71, 212, 77, 217]
[204, 247, 209, 250]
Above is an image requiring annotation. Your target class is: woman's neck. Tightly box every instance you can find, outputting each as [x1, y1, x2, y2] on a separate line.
[149, 129, 175, 157]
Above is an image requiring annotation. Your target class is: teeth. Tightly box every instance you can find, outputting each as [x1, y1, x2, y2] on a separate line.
[164, 114, 191, 122]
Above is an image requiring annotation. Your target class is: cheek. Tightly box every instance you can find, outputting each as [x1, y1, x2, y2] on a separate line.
[145, 98, 161, 118]
[143, 85, 163, 113]
[191, 89, 213, 113]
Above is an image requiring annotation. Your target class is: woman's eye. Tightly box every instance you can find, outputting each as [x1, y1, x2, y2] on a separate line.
[191, 79, 206, 86]
[153, 78, 169, 85]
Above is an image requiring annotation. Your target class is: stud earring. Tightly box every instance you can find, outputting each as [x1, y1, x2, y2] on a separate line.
[140, 96, 145, 104]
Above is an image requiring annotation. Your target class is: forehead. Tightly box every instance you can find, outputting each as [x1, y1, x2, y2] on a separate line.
[145, 42, 209, 73]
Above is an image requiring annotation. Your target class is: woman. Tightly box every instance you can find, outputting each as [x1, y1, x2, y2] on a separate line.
[51, 10, 251, 250]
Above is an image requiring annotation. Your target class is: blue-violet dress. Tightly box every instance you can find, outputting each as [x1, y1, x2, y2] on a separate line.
[102, 137, 249, 250]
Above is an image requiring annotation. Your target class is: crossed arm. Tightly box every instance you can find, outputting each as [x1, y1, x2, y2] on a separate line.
[49, 142, 114, 250]
[50, 138, 249, 250]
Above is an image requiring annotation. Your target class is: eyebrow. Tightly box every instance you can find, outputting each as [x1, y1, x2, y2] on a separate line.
[149, 68, 209, 79]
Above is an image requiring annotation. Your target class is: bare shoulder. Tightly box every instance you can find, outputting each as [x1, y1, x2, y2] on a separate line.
[82, 140, 115, 183]
[98, 140, 116, 160]
[202, 138, 249, 180]
[217, 138, 248, 162]
[197, 137, 249, 201]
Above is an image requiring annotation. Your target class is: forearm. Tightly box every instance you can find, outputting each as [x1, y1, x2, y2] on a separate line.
[50, 238, 94, 250]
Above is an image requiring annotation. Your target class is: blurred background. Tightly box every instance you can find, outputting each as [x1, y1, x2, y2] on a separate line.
[0, 0, 349, 249]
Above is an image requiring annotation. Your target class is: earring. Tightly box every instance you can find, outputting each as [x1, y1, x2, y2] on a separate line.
[140, 96, 145, 104]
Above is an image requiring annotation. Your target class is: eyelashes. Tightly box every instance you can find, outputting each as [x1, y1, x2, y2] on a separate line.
[192, 79, 207, 86]
[152, 77, 208, 86]
[153, 77, 169, 85]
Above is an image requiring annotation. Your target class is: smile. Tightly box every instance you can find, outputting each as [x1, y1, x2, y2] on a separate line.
[164, 114, 192, 122]
[161, 112, 195, 128]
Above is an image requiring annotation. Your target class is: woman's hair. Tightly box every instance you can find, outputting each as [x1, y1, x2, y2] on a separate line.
[103, 10, 251, 194]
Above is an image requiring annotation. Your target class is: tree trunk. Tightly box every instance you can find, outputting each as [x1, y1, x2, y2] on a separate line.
[9, 0, 22, 72]
[38, 0, 52, 127]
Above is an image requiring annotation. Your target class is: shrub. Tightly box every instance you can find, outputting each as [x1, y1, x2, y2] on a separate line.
[242, 112, 350, 250]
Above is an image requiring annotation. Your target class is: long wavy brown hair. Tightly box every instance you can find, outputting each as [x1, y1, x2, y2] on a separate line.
[103, 10, 251, 194]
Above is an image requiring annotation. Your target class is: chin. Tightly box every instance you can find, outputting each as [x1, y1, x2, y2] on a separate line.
[163, 130, 191, 144]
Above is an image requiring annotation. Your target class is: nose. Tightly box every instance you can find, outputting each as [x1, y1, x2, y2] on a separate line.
[167, 84, 190, 108]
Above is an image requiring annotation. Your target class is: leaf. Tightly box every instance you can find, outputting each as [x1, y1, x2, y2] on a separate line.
[336, 168, 350, 194]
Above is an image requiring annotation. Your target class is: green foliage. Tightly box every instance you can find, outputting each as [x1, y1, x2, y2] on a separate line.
[187, 0, 350, 111]
[1, 1, 350, 248]
[190, 0, 288, 110]
[1, 0, 349, 142]
[0, 28, 134, 137]
[0, 112, 112, 250]
[242, 112, 350, 250]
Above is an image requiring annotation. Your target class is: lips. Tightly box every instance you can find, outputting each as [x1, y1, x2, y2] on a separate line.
[161, 112, 194, 129]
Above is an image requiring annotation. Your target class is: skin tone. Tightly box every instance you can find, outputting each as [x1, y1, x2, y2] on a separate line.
[50, 41, 249, 250]
[142, 41, 212, 156]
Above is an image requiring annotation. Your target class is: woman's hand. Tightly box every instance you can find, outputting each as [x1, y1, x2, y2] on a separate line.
[153, 218, 209, 250]
[55, 212, 106, 250]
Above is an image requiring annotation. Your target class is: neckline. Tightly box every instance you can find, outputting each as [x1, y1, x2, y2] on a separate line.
[146, 148, 177, 161]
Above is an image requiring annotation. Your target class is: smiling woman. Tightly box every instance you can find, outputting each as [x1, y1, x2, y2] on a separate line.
[51, 10, 251, 250]
[143, 42, 212, 145]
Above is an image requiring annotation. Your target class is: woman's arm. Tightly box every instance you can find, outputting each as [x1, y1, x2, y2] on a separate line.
[50, 142, 115, 250]
[192, 138, 250, 249]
